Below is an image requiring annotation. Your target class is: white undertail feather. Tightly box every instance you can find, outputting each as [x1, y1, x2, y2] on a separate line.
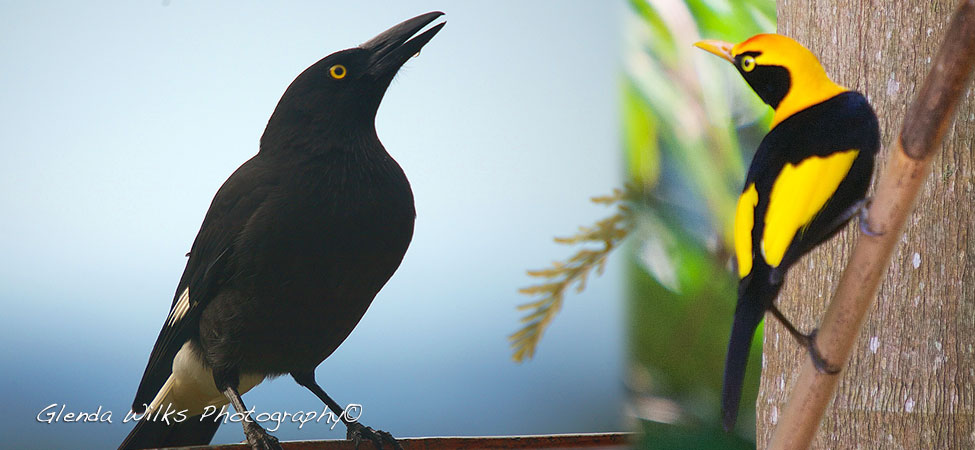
[146, 341, 265, 417]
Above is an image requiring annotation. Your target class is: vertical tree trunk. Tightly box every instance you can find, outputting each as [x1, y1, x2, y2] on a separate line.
[758, 1, 975, 448]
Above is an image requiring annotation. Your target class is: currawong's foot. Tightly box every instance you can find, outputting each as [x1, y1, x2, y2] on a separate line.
[243, 420, 282, 450]
[347, 421, 403, 450]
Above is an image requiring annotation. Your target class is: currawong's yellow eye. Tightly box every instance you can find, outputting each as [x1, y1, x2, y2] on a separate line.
[329, 64, 347, 79]
[740, 55, 756, 72]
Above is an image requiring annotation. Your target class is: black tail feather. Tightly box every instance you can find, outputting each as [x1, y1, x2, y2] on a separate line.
[119, 415, 220, 450]
[720, 298, 765, 432]
[722, 270, 783, 432]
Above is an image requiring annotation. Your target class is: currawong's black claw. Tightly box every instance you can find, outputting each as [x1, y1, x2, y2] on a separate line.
[242, 420, 282, 450]
[347, 421, 403, 450]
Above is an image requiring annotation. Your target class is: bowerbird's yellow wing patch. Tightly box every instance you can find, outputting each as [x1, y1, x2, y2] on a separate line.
[734, 183, 759, 279]
[761, 149, 859, 268]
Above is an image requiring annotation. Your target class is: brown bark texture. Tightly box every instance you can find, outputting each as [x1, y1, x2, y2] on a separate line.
[758, 1, 975, 448]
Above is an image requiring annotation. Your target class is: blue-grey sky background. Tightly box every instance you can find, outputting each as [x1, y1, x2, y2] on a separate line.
[0, 2, 625, 448]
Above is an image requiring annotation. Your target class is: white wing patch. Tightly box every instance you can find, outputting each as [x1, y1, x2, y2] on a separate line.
[166, 288, 191, 326]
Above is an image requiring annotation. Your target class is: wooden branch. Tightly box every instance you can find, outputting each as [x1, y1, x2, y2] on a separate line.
[168, 433, 632, 450]
[766, 1, 975, 449]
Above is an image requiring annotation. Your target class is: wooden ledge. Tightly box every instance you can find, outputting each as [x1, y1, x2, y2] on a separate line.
[168, 432, 633, 450]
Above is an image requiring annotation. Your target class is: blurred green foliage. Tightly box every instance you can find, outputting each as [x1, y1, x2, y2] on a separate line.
[511, 189, 632, 362]
[511, 0, 776, 444]
[637, 420, 755, 450]
[622, 0, 775, 446]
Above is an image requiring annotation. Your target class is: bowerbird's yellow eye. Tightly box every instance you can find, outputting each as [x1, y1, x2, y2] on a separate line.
[741, 55, 756, 72]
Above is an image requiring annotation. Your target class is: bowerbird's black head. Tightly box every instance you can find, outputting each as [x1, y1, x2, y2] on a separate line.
[261, 12, 445, 149]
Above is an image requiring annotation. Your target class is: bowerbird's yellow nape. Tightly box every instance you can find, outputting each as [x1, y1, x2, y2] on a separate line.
[694, 34, 847, 128]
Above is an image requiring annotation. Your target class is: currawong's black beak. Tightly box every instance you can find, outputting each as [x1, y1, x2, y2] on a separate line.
[362, 11, 445, 79]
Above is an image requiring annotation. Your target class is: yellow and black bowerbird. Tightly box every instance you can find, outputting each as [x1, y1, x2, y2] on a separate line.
[695, 34, 880, 430]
